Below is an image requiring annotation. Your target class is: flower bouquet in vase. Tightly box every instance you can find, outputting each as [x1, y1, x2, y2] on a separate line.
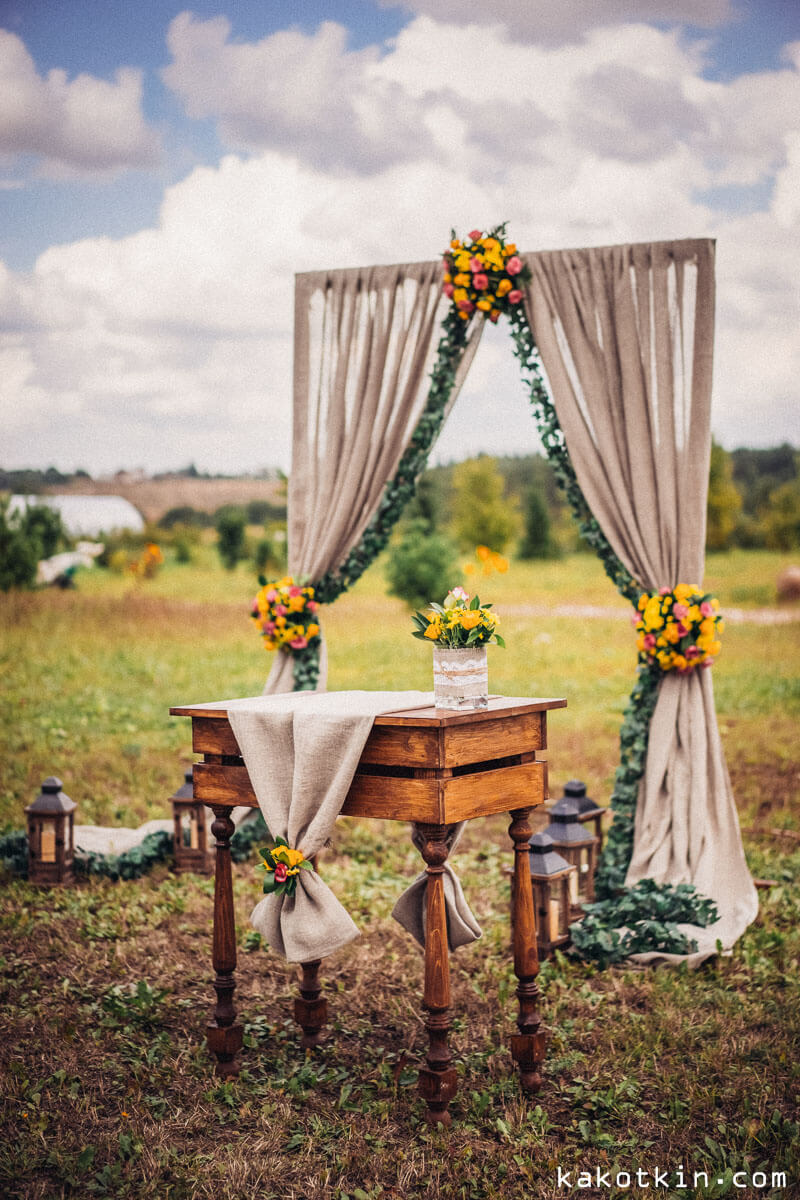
[412, 587, 505, 710]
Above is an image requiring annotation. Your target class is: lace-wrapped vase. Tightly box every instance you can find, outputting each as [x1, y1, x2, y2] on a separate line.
[432, 646, 489, 710]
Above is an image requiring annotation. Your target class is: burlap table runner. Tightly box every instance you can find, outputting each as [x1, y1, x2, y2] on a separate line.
[212, 691, 481, 963]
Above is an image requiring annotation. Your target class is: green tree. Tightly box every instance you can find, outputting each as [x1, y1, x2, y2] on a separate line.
[763, 479, 800, 550]
[0, 500, 41, 590]
[518, 487, 559, 559]
[451, 456, 518, 552]
[386, 519, 460, 610]
[706, 441, 742, 551]
[215, 507, 247, 570]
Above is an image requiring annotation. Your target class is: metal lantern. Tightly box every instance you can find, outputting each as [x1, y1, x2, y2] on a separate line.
[528, 832, 577, 958]
[171, 767, 212, 875]
[25, 776, 76, 885]
[560, 778, 606, 849]
[543, 796, 599, 913]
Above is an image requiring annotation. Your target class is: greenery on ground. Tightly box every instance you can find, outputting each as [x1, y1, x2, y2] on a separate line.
[0, 548, 798, 1197]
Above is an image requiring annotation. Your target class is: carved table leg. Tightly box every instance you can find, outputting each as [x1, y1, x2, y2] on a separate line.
[294, 959, 327, 1049]
[293, 854, 328, 1048]
[206, 806, 243, 1076]
[508, 807, 546, 1091]
[417, 822, 458, 1126]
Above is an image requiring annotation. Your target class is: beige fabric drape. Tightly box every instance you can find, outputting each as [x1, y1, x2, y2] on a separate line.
[265, 261, 482, 694]
[522, 239, 758, 964]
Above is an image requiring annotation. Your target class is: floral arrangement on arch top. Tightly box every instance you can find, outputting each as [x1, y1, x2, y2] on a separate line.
[442, 224, 531, 322]
[634, 583, 723, 673]
[412, 587, 505, 648]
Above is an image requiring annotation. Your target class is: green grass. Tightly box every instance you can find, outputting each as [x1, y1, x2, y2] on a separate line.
[1, 549, 799, 1197]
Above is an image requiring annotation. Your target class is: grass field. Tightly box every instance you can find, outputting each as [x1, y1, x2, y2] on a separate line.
[1, 549, 799, 1198]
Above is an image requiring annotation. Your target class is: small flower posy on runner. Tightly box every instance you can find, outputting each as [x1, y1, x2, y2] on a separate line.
[257, 837, 313, 897]
[634, 583, 724, 673]
[250, 575, 321, 654]
[442, 223, 531, 323]
[412, 589, 506, 649]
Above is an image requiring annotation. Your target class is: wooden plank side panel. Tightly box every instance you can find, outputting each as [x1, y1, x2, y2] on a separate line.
[358, 724, 441, 768]
[341, 774, 442, 823]
[192, 717, 241, 757]
[441, 761, 546, 823]
[194, 762, 257, 809]
[442, 711, 544, 767]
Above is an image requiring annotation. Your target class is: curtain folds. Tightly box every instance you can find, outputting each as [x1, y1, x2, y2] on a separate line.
[265, 261, 482, 695]
[522, 238, 757, 963]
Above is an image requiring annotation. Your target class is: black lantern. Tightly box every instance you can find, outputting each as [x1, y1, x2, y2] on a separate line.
[543, 796, 599, 913]
[528, 832, 577, 958]
[171, 767, 212, 875]
[560, 779, 606, 849]
[25, 777, 76, 885]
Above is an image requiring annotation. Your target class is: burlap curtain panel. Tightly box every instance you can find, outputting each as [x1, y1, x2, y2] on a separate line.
[522, 239, 758, 963]
[265, 261, 482, 694]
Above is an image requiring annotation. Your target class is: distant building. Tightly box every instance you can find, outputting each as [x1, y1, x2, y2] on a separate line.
[9, 494, 145, 537]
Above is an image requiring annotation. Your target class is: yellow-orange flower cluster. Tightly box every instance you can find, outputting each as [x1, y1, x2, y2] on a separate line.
[257, 836, 312, 897]
[412, 588, 505, 649]
[634, 583, 723, 673]
[442, 224, 530, 322]
[463, 544, 509, 578]
[250, 575, 320, 653]
[129, 542, 163, 579]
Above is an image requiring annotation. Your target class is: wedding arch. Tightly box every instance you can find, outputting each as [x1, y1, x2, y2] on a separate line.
[261, 231, 758, 964]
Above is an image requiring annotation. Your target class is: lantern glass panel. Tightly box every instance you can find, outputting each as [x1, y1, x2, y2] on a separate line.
[40, 819, 56, 863]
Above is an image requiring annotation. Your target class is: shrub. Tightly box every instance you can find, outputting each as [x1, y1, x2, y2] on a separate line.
[518, 487, 560, 559]
[216, 507, 247, 570]
[386, 519, 460, 609]
[0, 498, 67, 591]
[451, 457, 518, 552]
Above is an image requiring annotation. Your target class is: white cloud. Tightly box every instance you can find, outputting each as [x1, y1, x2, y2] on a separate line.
[377, 0, 734, 44]
[2, 12, 799, 473]
[162, 13, 435, 171]
[0, 29, 160, 175]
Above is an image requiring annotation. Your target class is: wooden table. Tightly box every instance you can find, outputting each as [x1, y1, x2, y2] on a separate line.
[170, 694, 566, 1125]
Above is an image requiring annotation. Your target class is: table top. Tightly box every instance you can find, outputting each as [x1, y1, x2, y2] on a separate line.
[170, 694, 567, 727]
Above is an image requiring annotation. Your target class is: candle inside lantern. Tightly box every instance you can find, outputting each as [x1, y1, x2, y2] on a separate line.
[549, 897, 561, 943]
[40, 820, 56, 863]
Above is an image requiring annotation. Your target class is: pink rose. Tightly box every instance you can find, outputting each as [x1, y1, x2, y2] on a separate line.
[488, 310, 500, 323]
[506, 256, 522, 275]
[263, 621, 276, 634]
[470, 257, 484, 272]
[508, 289, 523, 304]
[473, 273, 489, 290]
[468, 229, 482, 241]
[307, 600, 318, 612]
[275, 603, 287, 616]
[289, 635, 308, 650]
[630, 611, 640, 626]
[266, 589, 277, 602]
[700, 601, 714, 617]
[443, 282, 454, 298]
[659, 587, 670, 596]
[289, 586, 302, 597]
[643, 634, 656, 650]
[675, 621, 689, 638]
[442, 257, 451, 267]
[457, 299, 474, 313]
[274, 862, 288, 883]
[673, 603, 688, 619]
[685, 645, 699, 658]
[702, 659, 713, 668]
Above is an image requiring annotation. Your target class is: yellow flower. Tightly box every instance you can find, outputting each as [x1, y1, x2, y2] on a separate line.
[443, 272, 452, 283]
[424, 617, 442, 639]
[459, 610, 482, 630]
[307, 623, 320, 638]
[455, 252, 472, 271]
[664, 623, 680, 644]
[673, 654, 687, 671]
[642, 598, 664, 631]
[288, 595, 306, 612]
[674, 583, 694, 602]
[454, 272, 471, 287]
[476, 298, 492, 311]
[453, 287, 469, 303]
[464, 561, 476, 575]
[637, 594, 648, 612]
[491, 552, 508, 572]
[476, 545, 491, 562]
[497, 278, 512, 296]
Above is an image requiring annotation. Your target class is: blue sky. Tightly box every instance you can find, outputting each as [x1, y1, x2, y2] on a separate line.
[1, 0, 798, 474]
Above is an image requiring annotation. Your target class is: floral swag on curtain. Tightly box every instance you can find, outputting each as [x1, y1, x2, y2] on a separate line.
[256, 226, 757, 966]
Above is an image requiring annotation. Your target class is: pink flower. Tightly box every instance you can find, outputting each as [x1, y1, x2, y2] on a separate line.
[289, 635, 308, 650]
[470, 256, 484, 272]
[289, 586, 302, 597]
[675, 621, 689, 638]
[473, 273, 489, 290]
[488, 310, 500, 323]
[659, 587, 670, 596]
[643, 634, 656, 650]
[457, 299, 474, 313]
[508, 289, 523, 304]
[266, 589, 277, 603]
[275, 604, 287, 616]
[506, 256, 522, 275]
[274, 862, 288, 883]
[702, 658, 713, 668]
[442, 257, 451, 267]
[468, 228, 482, 241]
[630, 611, 640, 626]
[700, 601, 714, 617]
[263, 621, 276, 635]
[685, 645, 699, 658]
[673, 603, 688, 619]
[443, 282, 454, 298]
[452, 586, 469, 600]
[307, 600, 318, 612]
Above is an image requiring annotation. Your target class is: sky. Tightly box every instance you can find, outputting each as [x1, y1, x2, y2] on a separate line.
[1, 0, 799, 477]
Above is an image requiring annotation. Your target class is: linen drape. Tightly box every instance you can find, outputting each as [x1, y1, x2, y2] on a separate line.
[265, 261, 482, 694]
[522, 239, 758, 963]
